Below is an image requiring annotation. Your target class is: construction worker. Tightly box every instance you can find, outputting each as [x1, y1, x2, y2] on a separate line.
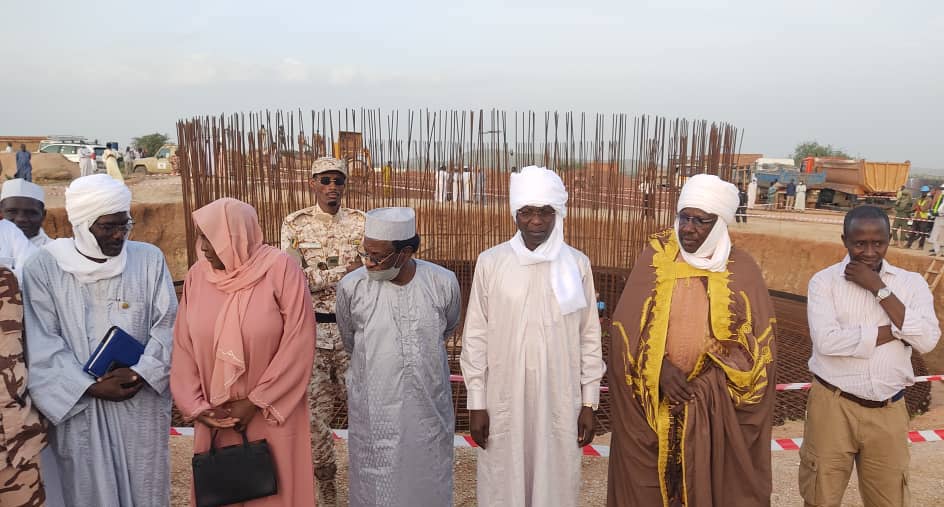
[928, 184, 944, 255]
[906, 185, 933, 250]
[280, 157, 365, 506]
[891, 187, 914, 247]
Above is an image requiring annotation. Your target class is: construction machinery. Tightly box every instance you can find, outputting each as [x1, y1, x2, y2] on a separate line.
[803, 157, 911, 208]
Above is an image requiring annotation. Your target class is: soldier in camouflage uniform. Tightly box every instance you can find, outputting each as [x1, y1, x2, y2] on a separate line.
[281, 157, 365, 506]
[0, 268, 46, 507]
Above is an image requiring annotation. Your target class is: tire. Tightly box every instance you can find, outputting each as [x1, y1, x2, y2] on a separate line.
[133, 165, 147, 176]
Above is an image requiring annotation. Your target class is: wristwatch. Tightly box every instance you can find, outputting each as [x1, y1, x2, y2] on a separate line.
[876, 287, 893, 302]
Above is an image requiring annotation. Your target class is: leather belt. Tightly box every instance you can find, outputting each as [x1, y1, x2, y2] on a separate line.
[315, 312, 337, 324]
[814, 375, 904, 408]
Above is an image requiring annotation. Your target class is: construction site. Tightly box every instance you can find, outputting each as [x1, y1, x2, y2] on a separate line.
[10, 108, 944, 506]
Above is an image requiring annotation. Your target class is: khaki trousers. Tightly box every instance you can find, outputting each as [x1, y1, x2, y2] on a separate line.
[799, 381, 910, 507]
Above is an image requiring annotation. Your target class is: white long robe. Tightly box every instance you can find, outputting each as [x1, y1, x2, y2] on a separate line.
[336, 260, 462, 507]
[22, 241, 176, 507]
[795, 183, 807, 211]
[460, 242, 605, 507]
[746, 179, 758, 209]
[30, 228, 52, 248]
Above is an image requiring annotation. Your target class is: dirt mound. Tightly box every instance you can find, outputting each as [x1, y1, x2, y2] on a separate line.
[0, 152, 79, 181]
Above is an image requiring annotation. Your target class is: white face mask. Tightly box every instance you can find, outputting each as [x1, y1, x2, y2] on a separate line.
[366, 252, 404, 281]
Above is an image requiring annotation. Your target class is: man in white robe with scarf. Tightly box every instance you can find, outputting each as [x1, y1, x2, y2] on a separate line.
[22, 174, 177, 507]
[461, 165, 605, 507]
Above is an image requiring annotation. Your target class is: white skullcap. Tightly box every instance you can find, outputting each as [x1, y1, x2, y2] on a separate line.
[1, 179, 45, 203]
[509, 166, 568, 218]
[677, 174, 739, 225]
[65, 174, 132, 227]
[365, 207, 416, 241]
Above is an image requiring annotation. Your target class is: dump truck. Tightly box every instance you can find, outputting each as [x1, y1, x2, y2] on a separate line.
[803, 157, 911, 208]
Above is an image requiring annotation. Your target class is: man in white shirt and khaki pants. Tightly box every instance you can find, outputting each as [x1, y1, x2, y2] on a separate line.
[804, 205, 941, 507]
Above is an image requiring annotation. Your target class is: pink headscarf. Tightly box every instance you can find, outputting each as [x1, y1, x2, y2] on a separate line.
[192, 198, 282, 406]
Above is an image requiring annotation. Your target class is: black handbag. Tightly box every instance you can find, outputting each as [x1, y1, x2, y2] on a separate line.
[192, 430, 278, 507]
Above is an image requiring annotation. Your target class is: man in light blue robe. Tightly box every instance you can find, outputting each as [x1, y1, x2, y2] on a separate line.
[336, 207, 461, 507]
[22, 174, 176, 507]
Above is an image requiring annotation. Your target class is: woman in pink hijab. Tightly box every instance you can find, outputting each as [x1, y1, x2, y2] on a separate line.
[171, 198, 317, 506]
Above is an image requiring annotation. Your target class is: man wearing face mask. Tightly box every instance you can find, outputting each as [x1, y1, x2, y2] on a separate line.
[280, 156, 364, 506]
[21, 174, 177, 507]
[461, 166, 605, 507]
[607, 173, 777, 507]
[335, 207, 461, 507]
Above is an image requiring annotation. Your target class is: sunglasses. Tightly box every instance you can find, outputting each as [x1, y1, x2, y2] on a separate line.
[92, 219, 135, 235]
[316, 176, 346, 186]
[355, 249, 397, 265]
[677, 212, 717, 227]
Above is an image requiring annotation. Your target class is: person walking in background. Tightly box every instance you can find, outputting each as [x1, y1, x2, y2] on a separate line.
[461, 166, 605, 507]
[280, 157, 364, 506]
[736, 183, 748, 223]
[606, 174, 777, 507]
[927, 184, 944, 256]
[22, 174, 176, 506]
[5, 142, 13, 153]
[337, 207, 461, 507]
[15, 145, 32, 182]
[767, 179, 780, 209]
[803, 205, 940, 506]
[905, 185, 932, 249]
[171, 198, 317, 506]
[794, 179, 808, 212]
[0, 267, 48, 507]
[746, 175, 758, 209]
[785, 179, 797, 210]
[102, 143, 123, 182]
[78, 146, 96, 177]
[890, 187, 914, 247]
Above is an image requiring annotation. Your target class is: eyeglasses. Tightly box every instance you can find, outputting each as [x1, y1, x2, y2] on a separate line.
[355, 248, 397, 265]
[93, 219, 135, 235]
[677, 212, 717, 228]
[516, 206, 556, 221]
[316, 176, 346, 186]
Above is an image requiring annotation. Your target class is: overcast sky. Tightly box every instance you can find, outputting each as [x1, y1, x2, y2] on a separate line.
[2, 0, 941, 168]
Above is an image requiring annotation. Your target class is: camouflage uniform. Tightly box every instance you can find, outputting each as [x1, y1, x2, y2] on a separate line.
[281, 204, 365, 505]
[0, 269, 46, 507]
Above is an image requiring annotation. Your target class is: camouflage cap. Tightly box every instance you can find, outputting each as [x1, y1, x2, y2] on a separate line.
[311, 157, 348, 177]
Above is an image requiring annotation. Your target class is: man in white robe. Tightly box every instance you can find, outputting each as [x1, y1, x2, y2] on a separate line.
[78, 146, 96, 177]
[336, 207, 461, 507]
[22, 174, 176, 507]
[461, 165, 605, 507]
[746, 176, 758, 209]
[1, 178, 52, 247]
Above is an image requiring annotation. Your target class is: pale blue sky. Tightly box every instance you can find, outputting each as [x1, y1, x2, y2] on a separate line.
[2, 0, 942, 168]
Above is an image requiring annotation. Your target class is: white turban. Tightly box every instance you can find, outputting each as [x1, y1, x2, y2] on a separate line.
[45, 174, 132, 283]
[675, 174, 739, 272]
[508, 166, 586, 315]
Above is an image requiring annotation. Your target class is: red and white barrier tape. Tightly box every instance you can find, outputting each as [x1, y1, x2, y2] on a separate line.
[447, 374, 944, 392]
[168, 427, 944, 456]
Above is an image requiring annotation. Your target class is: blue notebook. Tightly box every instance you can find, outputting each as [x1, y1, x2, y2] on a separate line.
[83, 326, 145, 378]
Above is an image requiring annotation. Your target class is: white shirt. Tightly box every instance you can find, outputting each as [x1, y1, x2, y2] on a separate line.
[807, 256, 940, 401]
[0, 219, 38, 279]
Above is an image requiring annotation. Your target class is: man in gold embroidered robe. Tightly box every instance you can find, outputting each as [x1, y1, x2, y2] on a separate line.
[606, 174, 777, 507]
